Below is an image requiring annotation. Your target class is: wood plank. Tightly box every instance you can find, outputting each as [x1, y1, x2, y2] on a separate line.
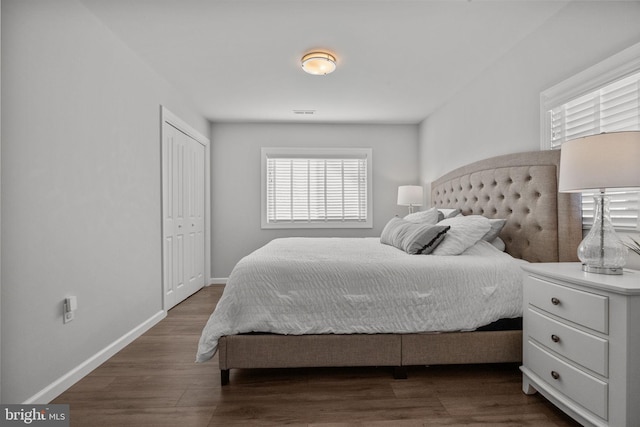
[52, 286, 581, 426]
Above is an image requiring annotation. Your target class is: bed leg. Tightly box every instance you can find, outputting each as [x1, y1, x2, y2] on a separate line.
[221, 369, 229, 386]
[393, 366, 408, 380]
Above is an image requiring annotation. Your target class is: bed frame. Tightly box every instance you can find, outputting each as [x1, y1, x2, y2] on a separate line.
[217, 150, 582, 385]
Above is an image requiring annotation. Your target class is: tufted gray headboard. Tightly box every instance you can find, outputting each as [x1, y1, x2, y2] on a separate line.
[431, 150, 582, 263]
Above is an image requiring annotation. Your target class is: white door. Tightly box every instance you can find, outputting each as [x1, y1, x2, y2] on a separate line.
[183, 137, 205, 301]
[163, 123, 205, 309]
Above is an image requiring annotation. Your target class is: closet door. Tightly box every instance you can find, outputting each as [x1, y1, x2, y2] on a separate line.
[182, 137, 205, 302]
[163, 124, 205, 310]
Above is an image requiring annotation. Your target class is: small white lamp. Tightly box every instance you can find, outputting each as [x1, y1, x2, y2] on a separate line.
[559, 131, 640, 275]
[397, 185, 423, 214]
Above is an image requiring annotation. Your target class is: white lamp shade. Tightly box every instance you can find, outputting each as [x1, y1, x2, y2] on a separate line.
[559, 131, 640, 192]
[397, 185, 423, 206]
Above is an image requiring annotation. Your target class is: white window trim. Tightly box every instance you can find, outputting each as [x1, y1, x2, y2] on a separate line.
[261, 147, 373, 229]
[540, 41, 640, 231]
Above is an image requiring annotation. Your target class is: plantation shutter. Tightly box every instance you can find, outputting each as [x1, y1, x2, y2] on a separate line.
[265, 152, 369, 225]
[581, 190, 639, 229]
[547, 71, 640, 229]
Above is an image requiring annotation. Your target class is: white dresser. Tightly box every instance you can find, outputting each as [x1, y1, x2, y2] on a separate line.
[521, 263, 640, 427]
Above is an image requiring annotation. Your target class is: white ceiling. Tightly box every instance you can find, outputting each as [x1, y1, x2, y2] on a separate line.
[80, 0, 569, 124]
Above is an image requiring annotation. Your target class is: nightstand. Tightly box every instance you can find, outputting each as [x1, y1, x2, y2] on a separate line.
[521, 263, 640, 427]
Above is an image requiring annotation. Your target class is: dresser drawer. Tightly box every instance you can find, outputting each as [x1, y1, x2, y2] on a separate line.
[525, 276, 608, 333]
[527, 308, 608, 376]
[527, 340, 608, 420]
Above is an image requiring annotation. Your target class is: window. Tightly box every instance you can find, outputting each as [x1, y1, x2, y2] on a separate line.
[261, 147, 372, 229]
[548, 72, 640, 149]
[541, 42, 640, 230]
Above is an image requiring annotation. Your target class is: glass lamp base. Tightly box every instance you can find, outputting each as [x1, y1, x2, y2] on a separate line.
[577, 194, 628, 276]
[581, 264, 624, 275]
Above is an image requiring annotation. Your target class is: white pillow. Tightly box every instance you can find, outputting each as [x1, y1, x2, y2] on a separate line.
[403, 207, 441, 225]
[491, 237, 506, 252]
[432, 215, 492, 256]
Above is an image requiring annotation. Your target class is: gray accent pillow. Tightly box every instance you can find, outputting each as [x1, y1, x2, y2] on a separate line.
[491, 236, 506, 251]
[381, 217, 450, 255]
[440, 208, 461, 219]
[482, 218, 507, 242]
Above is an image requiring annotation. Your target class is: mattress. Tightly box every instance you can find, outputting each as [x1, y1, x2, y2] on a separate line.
[197, 237, 527, 362]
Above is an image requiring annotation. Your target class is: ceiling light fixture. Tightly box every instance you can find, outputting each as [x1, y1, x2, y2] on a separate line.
[301, 51, 336, 75]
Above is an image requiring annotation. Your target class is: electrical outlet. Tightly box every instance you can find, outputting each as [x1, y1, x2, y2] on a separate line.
[64, 310, 74, 323]
[63, 296, 77, 324]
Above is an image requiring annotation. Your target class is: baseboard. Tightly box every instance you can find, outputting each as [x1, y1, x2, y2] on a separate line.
[209, 277, 227, 285]
[24, 310, 167, 404]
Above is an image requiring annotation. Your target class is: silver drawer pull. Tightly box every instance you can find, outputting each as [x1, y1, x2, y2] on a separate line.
[551, 371, 560, 380]
[551, 334, 560, 343]
[551, 297, 560, 305]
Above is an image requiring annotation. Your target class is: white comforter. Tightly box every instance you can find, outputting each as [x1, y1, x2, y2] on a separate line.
[196, 237, 527, 362]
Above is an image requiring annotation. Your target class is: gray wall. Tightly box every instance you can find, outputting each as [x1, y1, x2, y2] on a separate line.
[210, 122, 419, 277]
[0, 2, 3, 403]
[418, 1, 640, 185]
[1, 0, 208, 403]
[418, 0, 640, 268]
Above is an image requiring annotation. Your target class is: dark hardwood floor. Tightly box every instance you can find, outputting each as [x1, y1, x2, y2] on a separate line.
[53, 286, 581, 426]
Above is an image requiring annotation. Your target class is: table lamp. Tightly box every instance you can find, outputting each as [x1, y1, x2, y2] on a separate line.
[397, 185, 423, 214]
[559, 131, 640, 274]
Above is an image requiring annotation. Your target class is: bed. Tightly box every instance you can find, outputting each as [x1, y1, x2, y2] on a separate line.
[198, 150, 582, 385]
